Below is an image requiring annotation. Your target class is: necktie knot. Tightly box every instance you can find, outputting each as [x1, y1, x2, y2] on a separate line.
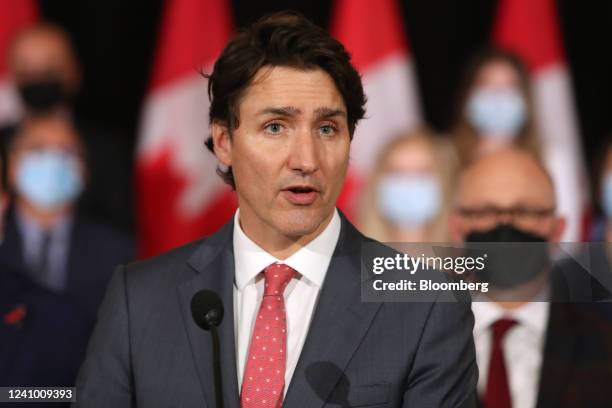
[263, 263, 296, 296]
[491, 318, 517, 343]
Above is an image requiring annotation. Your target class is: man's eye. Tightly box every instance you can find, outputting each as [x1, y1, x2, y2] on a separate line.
[264, 123, 283, 134]
[319, 125, 337, 136]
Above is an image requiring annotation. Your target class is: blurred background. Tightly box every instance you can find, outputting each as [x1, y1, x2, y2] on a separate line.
[25, 0, 612, 161]
[0, 0, 612, 256]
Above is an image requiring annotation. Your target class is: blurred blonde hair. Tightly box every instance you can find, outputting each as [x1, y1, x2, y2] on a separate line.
[451, 48, 541, 167]
[357, 127, 458, 242]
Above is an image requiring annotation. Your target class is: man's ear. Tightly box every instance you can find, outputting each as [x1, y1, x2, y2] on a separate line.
[211, 121, 232, 167]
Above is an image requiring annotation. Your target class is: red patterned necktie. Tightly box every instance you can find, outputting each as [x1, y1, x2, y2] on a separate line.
[241, 263, 296, 408]
[484, 318, 518, 408]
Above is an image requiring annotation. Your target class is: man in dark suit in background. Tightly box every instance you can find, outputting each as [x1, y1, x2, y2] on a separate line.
[0, 115, 134, 316]
[76, 12, 477, 408]
[450, 148, 612, 408]
[0, 267, 93, 392]
[0, 140, 93, 402]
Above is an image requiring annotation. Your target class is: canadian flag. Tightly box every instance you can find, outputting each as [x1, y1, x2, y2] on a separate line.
[493, 0, 588, 241]
[331, 0, 421, 221]
[136, 0, 236, 258]
[0, 0, 37, 125]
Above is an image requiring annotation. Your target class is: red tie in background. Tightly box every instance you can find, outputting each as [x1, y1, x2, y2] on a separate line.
[241, 264, 296, 408]
[484, 318, 518, 408]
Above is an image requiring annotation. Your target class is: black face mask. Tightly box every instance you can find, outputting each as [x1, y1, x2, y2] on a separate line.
[18, 80, 67, 113]
[466, 224, 550, 290]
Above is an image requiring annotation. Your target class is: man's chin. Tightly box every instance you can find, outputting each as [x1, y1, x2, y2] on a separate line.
[277, 208, 333, 238]
[281, 220, 321, 239]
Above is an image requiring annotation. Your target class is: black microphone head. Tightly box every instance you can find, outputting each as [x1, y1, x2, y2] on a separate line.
[191, 290, 224, 331]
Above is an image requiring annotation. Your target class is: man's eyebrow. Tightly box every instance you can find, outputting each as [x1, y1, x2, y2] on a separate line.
[256, 106, 347, 119]
[314, 107, 347, 119]
[256, 106, 301, 117]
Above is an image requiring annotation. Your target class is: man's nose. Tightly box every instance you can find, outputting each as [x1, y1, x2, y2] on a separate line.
[288, 128, 318, 174]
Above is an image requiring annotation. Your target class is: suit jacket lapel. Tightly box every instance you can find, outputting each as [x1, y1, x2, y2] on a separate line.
[283, 216, 383, 408]
[178, 219, 241, 408]
[536, 302, 577, 408]
[0, 209, 26, 271]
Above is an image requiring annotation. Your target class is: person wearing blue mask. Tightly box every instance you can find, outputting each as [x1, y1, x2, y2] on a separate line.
[0, 116, 134, 316]
[451, 49, 541, 167]
[1, 22, 134, 232]
[451, 48, 587, 244]
[358, 128, 457, 243]
[0, 142, 94, 396]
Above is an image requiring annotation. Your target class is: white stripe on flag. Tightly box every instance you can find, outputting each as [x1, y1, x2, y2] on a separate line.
[534, 64, 588, 241]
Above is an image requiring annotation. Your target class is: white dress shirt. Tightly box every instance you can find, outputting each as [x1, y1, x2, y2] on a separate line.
[472, 292, 550, 408]
[232, 208, 341, 396]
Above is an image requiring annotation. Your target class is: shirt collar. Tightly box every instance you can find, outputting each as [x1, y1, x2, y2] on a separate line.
[473, 287, 551, 336]
[233, 208, 341, 290]
[16, 206, 73, 241]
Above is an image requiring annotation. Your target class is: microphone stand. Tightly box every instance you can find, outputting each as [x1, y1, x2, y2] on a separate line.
[210, 320, 224, 408]
[192, 292, 225, 408]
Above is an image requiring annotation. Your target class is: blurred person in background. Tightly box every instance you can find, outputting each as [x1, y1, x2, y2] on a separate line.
[450, 147, 612, 408]
[358, 127, 457, 242]
[0, 142, 93, 396]
[2, 22, 133, 231]
[7, 23, 80, 118]
[451, 48, 541, 167]
[593, 136, 612, 242]
[0, 115, 134, 316]
[581, 136, 612, 293]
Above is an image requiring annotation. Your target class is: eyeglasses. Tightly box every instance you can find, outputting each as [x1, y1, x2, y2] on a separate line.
[457, 205, 555, 229]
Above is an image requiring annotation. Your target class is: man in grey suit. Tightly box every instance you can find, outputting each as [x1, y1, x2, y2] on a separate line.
[75, 12, 477, 408]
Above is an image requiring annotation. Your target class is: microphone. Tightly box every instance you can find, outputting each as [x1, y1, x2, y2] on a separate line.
[191, 290, 225, 408]
[191, 290, 224, 330]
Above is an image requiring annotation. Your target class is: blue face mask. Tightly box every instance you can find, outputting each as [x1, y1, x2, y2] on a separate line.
[16, 149, 84, 210]
[467, 87, 526, 138]
[602, 173, 612, 218]
[377, 173, 441, 228]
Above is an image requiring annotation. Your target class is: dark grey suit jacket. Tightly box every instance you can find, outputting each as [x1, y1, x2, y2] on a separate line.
[0, 209, 134, 316]
[75, 214, 477, 407]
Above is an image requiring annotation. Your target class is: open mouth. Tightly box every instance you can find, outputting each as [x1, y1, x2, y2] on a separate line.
[288, 186, 316, 194]
[282, 185, 319, 205]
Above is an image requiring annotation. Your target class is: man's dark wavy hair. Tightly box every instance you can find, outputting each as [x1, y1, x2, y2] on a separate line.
[204, 11, 366, 189]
